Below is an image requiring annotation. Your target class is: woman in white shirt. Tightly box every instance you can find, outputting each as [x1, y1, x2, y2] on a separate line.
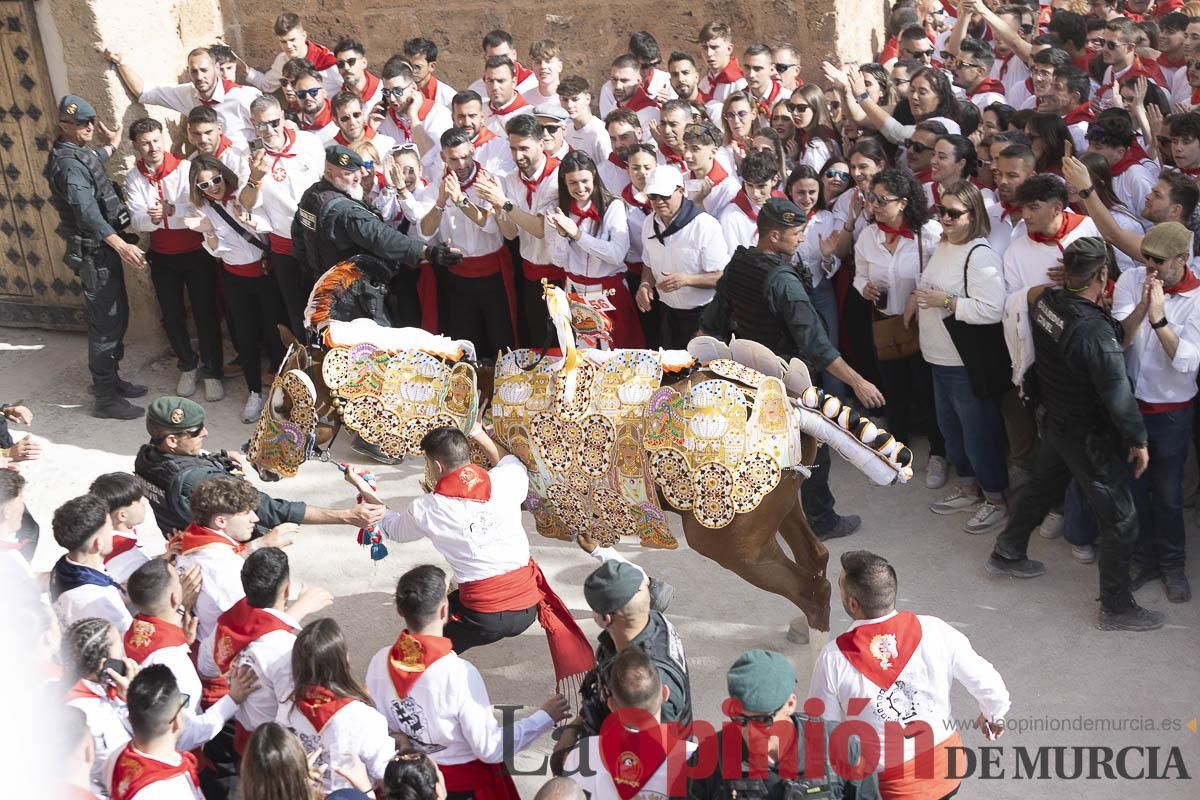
[1070, 151, 1144, 275]
[854, 167, 948, 487]
[927, 134, 993, 210]
[547, 150, 644, 348]
[718, 93, 760, 173]
[282, 618, 395, 794]
[621, 145, 660, 347]
[786, 84, 840, 173]
[380, 143, 438, 330]
[913, 182, 1011, 536]
[188, 155, 284, 423]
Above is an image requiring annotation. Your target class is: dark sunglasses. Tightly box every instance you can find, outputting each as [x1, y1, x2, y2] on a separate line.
[824, 169, 850, 182]
[647, 193, 671, 201]
[180, 425, 204, 438]
[382, 85, 412, 98]
[773, 63, 797, 73]
[195, 175, 223, 191]
[541, 124, 562, 134]
[336, 56, 359, 69]
[296, 87, 322, 99]
[252, 118, 282, 131]
[908, 48, 936, 58]
[935, 204, 969, 220]
[1141, 252, 1169, 265]
[786, 102, 810, 114]
[827, 100, 841, 110]
[905, 139, 933, 154]
[338, 111, 363, 122]
[1103, 40, 1128, 51]
[866, 192, 900, 205]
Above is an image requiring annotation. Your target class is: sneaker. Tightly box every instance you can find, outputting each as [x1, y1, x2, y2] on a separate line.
[930, 485, 984, 515]
[1130, 563, 1162, 591]
[985, 553, 1046, 579]
[648, 577, 675, 612]
[1163, 570, 1192, 603]
[815, 514, 862, 541]
[1070, 544, 1096, 564]
[241, 391, 265, 424]
[204, 378, 225, 402]
[925, 456, 948, 489]
[964, 502, 1008, 535]
[1037, 510, 1065, 539]
[351, 434, 403, 465]
[176, 369, 198, 397]
[1096, 604, 1166, 632]
[93, 396, 145, 420]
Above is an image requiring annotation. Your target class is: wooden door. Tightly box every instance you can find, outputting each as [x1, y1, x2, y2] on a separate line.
[0, 0, 82, 329]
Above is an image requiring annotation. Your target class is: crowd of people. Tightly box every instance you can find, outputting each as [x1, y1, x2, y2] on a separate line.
[17, 0, 1200, 796]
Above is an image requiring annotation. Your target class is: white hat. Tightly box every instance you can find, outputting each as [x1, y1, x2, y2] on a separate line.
[644, 165, 685, 197]
[533, 103, 568, 122]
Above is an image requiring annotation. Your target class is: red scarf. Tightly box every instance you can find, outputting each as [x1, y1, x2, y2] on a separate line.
[472, 128, 497, 149]
[598, 717, 672, 800]
[968, 77, 1006, 98]
[1029, 210, 1088, 250]
[621, 183, 650, 213]
[929, 181, 943, 209]
[213, 134, 234, 158]
[458, 161, 483, 192]
[517, 155, 559, 205]
[170, 521, 244, 555]
[514, 61, 535, 86]
[295, 685, 355, 733]
[110, 743, 198, 800]
[1165, 268, 1200, 295]
[65, 679, 118, 703]
[693, 158, 729, 186]
[345, 71, 381, 106]
[136, 153, 183, 200]
[731, 188, 761, 220]
[1192, 87, 1200, 107]
[1155, 0, 1185, 18]
[124, 614, 189, 664]
[1062, 102, 1095, 126]
[698, 57, 744, 102]
[301, 100, 333, 131]
[212, 599, 295, 674]
[1109, 140, 1149, 177]
[489, 92, 530, 116]
[105, 531, 138, 563]
[418, 78, 441, 103]
[305, 40, 337, 71]
[199, 78, 239, 106]
[751, 81, 783, 117]
[997, 54, 1015, 83]
[1159, 52, 1187, 70]
[334, 124, 380, 147]
[1177, 164, 1200, 178]
[1000, 201, 1020, 223]
[385, 630, 453, 698]
[433, 463, 492, 502]
[835, 610, 923, 690]
[912, 166, 932, 184]
[876, 221, 914, 246]
[618, 84, 660, 112]
[659, 143, 686, 168]
[571, 200, 600, 226]
[1102, 56, 1166, 98]
[607, 152, 628, 172]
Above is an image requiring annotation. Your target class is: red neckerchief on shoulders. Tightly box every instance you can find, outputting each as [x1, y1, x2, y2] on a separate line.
[170, 521, 244, 555]
[302, 100, 333, 131]
[518, 155, 559, 205]
[124, 614, 189, 664]
[912, 166, 933, 184]
[1062, 102, 1095, 126]
[514, 61, 534, 86]
[1165, 268, 1200, 295]
[1029, 210, 1087, 249]
[1000, 200, 1020, 223]
[622, 183, 650, 213]
[619, 84, 660, 112]
[458, 161, 483, 191]
[694, 158, 729, 186]
[1109, 140, 1150, 177]
[105, 531, 138, 563]
[472, 128, 497, 148]
[433, 463, 492, 502]
[1159, 52, 1187, 69]
[136, 152, 182, 184]
[386, 630, 453, 699]
[968, 77, 1006, 97]
[751, 81, 783, 117]
[199, 79, 233, 106]
[598, 718, 671, 800]
[876, 221, 914, 246]
[305, 40, 337, 71]
[334, 125, 378, 146]
[607, 152, 627, 171]
[571, 200, 600, 226]
[709, 57, 744, 87]
[731, 188, 759, 220]
[835, 610, 923, 690]
[418, 78, 439, 102]
[1177, 164, 1200, 178]
[295, 685, 355, 733]
[212, 599, 295, 673]
[213, 134, 234, 158]
[929, 181, 943, 208]
[659, 143, 685, 167]
[65, 678, 118, 703]
[490, 93, 530, 116]
[997, 54, 1014, 82]
[110, 743, 198, 800]
[345, 71, 381, 106]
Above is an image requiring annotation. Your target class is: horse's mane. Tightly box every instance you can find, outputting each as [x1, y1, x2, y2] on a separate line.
[305, 260, 367, 332]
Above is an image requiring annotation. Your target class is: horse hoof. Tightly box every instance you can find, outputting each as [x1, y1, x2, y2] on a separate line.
[786, 617, 810, 645]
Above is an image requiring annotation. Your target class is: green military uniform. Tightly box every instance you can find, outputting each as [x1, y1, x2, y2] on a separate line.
[133, 397, 305, 535]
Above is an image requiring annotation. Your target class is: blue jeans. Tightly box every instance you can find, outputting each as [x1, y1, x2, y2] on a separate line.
[930, 365, 1009, 494]
[811, 279, 846, 398]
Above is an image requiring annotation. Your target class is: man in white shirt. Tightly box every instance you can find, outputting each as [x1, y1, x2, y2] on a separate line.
[365, 563, 569, 799]
[1003, 174, 1100, 293]
[330, 91, 397, 159]
[450, 91, 515, 176]
[524, 39, 563, 108]
[89, 472, 158, 586]
[600, 31, 676, 116]
[482, 56, 533, 137]
[106, 48, 261, 148]
[559, 75, 612, 165]
[772, 44, 803, 92]
[696, 20, 748, 103]
[1097, 17, 1166, 109]
[244, 12, 340, 96]
[1085, 108, 1160, 223]
[404, 37, 457, 108]
[185, 106, 244, 176]
[333, 38, 383, 113]
[609, 54, 661, 138]
[681, 122, 739, 217]
[375, 57, 452, 175]
[809, 550, 1010, 799]
[952, 38, 1007, 111]
[717, 150, 779, 250]
[0, 471, 37, 602]
[124, 559, 204, 710]
[49, 495, 132, 634]
[1111, 222, 1199, 604]
[989, 140, 1035, 257]
[467, 29, 539, 99]
[534, 103, 571, 161]
[292, 70, 338, 143]
[742, 43, 784, 127]
[636, 165, 729, 348]
[598, 109, 643, 195]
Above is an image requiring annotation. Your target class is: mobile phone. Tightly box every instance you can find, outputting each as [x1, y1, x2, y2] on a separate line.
[249, 138, 265, 154]
[686, 179, 704, 193]
[101, 658, 126, 681]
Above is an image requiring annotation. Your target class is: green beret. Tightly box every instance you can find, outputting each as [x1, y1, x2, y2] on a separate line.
[326, 144, 364, 171]
[760, 197, 806, 228]
[584, 560, 644, 615]
[726, 649, 796, 714]
[58, 95, 97, 124]
[147, 396, 205, 433]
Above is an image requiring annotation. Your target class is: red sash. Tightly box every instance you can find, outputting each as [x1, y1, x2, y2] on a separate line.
[835, 610, 923, 690]
[1109, 141, 1150, 177]
[212, 599, 294, 674]
[170, 521, 244, 555]
[566, 272, 646, 349]
[440, 759, 520, 800]
[524, 261, 565, 282]
[124, 614, 189, 665]
[305, 40, 337, 71]
[968, 77, 1006, 98]
[110, 743, 198, 800]
[385, 630, 453, 699]
[105, 532, 138, 563]
[876, 731, 963, 800]
[1028, 210, 1088, 251]
[295, 685, 355, 733]
[447, 247, 518, 343]
[599, 721, 671, 800]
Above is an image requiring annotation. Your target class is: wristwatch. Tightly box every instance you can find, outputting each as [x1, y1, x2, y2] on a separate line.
[942, 295, 953, 309]
[246, 178, 261, 189]
[1078, 185, 1095, 199]
[856, 91, 870, 103]
[501, 200, 515, 213]
[457, 197, 472, 209]
[1151, 316, 1169, 329]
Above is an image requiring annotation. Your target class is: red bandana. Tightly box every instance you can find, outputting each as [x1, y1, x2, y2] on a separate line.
[751, 81, 783, 117]
[302, 100, 334, 131]
[929, 181, 943, 209]
[1159, 52, 1187, 70]
[621, 183, 651, 213]
[213, 134, 234, 158]
[514, 61, 535, 86]
[334, 124, 379, 147]
[472, 128, 497, 149]
[345, 71, 381, 106]
[105, 531, 138, 563]
[490, 93, 530, 116]
[731, 188, 760, 220]
[1178, 165, 1200, 177]
[458, 161, 483, 192]
[694, 158, 729, 186]
[212, 599, 295, 674]
[65, 679, 118, 703]
[1029, 210, 1087, 249]
[124, 614, 189, 664]
[708, 57, 745, 87]
[170, 522, 244, 555]
[433, 463, 492, 502]
[385, 630, 453, 699]
[1165, 268, 1200, 295]
[598, 714, 672, 800]
[1109, 140, 1150, 177]
[1000, 201, 1020, 223]
[607, 152, 628, 171]
[518, 155, 559, 205]
[968, 77, 1006, 98]
[659, 144, 686, 167]
[418, 78, 441, 103]
[136, 152, 182, 186]
[997, 54, 1015, 83]
[295, 685, 355, 733]
[571, 200, 600, 226]
[835, 610, 923, 690]
[110, 743, 198, 800]
[304, 40, 337, 70]
[619, 84, 660, 112]
[1193, 88, 1200, 107]
[876, 221, 914, 246]
[1062, 102, 1095, 126]
[912, 166, 933, 184]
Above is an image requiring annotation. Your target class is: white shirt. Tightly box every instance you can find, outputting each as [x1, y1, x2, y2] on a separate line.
[476, 135, 516, 177]
[1098, 63, 1164, 108]
[365, 646, 552, 764]
[281, 697, 396, 794]
[125, 160, 199, 248]
[105, 745, 205, 800]
[552, 201, 630, 281]
[623, 194, 650, 264]
[523, 86, 562, 108]
[795, 210, 840, 289]
[852, 220, 942, 316]
[967, 89, 1006, 112]
[427, 165, 506, 257]
[483, 99, 534, 137]
[376, 180, 439, 241]
[600, 68, 675, 117]
[1112, 267, 1200, 403]
[808, 611, 1011, 765]
[469, 71, 539, 102]
[188, 143, 246, 181]
[1110, 205, 1147, 274]
[173, 541, 245, 646]
[641, 208, 729, 310]
[137, 641, 203, 715]
[377, 101, 453, 168]
[248, 129, 325, 238]
[1002, 214, 1101, 292]
[105, 533, 154, 585]
[564, 735, 696, 800]
[139, 81, 261, 149]
[918, 238, 1005, 366]
[1112, 160, 1159, 225]
[499, 160, 561, 266]
[68, 679, 131, 793]
[54, 561, 132, 634]
[421, 78, 458, 108]
[197, 608, 298, 733]
[698, 66, 748, 106]
[798, 137, 835, 174]
[690, 166, 740, 218]
[565, 116, 614, 166]
[195, 199, 268, 266]
[246, 51, 341, 97]
[993, 55, 1030, 99]
[985, 203, 1021, 258]
[598, 158, 632, 196]
[718, 196, 759, 251]
[378, 455, 530, 582]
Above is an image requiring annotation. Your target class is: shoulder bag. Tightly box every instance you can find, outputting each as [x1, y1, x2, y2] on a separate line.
[871, 231, 922, 361]
[941, 243, 1014, 398]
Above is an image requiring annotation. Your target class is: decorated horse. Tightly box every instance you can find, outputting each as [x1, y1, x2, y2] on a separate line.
[246, 258, 914, 639]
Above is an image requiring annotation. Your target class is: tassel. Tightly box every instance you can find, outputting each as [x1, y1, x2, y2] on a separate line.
[338, 463, 389, 564]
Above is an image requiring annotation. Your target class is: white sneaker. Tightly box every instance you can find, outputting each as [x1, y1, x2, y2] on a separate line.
[1071, 544, 1096, 564]
[925, 455, 949, 489]
[964, 502, 1008, 535]
[176, 369, 198, 397]
[204, 378, 225, 402]
[1038, 510, 1065, 539]
[241, 391, 264, 424]
[930, 485, 983, 515]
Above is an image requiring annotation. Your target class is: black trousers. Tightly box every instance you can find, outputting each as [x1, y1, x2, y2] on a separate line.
[994, 419, 1137, 613]
[626, 270, 661, 349]
[272, 250, 313, 338]
[876, 353, 946, 457]
[660, 304, 704, 351]
[439, 272, 514, 360]
[81, 248, 130, 395]
[802, 442, 839, 532]
[149, 248, 223, 378]
[445, 590, 538, 653]
[220, 270, 285, 393]
[522, 276, 554, 348]
[387, 267, 423, 329]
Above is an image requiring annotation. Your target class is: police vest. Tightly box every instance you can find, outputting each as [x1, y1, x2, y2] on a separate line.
[725, 247, 797, 360]
[133, 445, 236, 534]
[710, 714, 837, 800]
[1029, 288, 1119, 431]
[46, 141, 130, 237]
[296, 180, 351, 276]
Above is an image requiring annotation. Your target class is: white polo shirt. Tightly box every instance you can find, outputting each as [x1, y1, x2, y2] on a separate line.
[565, 116, 614, 165]
[248, 128, 325, 240]
[483, 96, 534, 137]
[499, 159, 560, 267]
[1112, 267, 1200, 404]
[718, 195, 760, 251]
[125, 159, 199, 254]
[641, 207, 730, 310]
[197, 608, 298, 733]
[53, 562, 132, 634]
[689, 161, 740, 219]
[139, 80, 261, 149]
[1111, 158, 1159, 226]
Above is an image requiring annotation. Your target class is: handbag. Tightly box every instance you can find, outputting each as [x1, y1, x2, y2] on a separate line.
[871, 231, 921, 361]
[941, 243, 1014, 398]
[210, 200, 271, 275]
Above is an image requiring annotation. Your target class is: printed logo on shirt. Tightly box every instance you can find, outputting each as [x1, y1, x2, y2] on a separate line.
[874, 678, 922, 724]
[390, 695, 445, 754]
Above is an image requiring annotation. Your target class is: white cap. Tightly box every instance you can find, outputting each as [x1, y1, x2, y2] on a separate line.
[643, 165, 685, 197]
[533, 102, 568, 122]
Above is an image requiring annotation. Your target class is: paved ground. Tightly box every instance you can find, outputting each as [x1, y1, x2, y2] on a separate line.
[3, 327, 1198, 798]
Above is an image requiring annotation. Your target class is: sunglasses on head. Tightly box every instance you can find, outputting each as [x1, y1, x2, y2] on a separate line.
[252, 118, 282, 130]
[296, 87, 322, 99]
[336, 56, 359, 69]
[935, 204, 969, 220]
[338, 110, 363, 122]
[390, 142, 420, 155]
[824, 169, 850, 182]
[382, 85, 412, 98]
[905, 139, 933, 154]
[774, 63, 797, 73]
[195, 175, 223, 191]
[786, 102, 810, 114]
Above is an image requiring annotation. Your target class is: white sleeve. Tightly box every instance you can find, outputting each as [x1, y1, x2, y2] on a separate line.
[125, 176, 156, 232]
[176, 695, 237, 751]
[1170, 304, 1200, 374]
[139, 84, 191, 114]
[575, 204, 629, 266]
[946, 624, 1012, 721]
[86, 592, 133, 634]
[488, 455, 530, 499]
[457, 664, 553, 761]
[1111, 270, 1139, 321]
[853, 237, 870, 297]
[698, 219, 730, 272]
[806, 647, 844, 722]
[360, 706, 398, 784]
[378, 508, 427, 543]
[197, 631, 219, 679]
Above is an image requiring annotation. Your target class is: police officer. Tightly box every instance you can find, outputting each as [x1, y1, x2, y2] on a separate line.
[46, 95, 148, 420]
[987, 237, 1163, 632]
[292, 144, 460, 327]
[133, 396, 384, 536]
[698, 198, 884, 541]
[687, 650, 878, 800]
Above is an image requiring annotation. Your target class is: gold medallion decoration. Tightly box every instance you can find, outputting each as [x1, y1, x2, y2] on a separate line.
[692, 461, 736, 528]
[708, 358, 769, 389]
[578, 414, 616, 477]
[732, 453, 782, 513]
[649, 448, 694, 509]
